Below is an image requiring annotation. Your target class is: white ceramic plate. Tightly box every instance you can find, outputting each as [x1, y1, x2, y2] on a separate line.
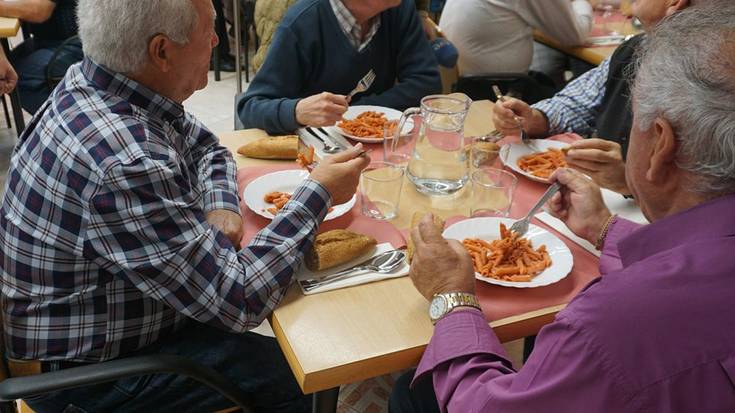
[500, 140, 570, 183]
[330, 105, 413, 143]
[443, 217, 573, 288]
[243, 170, 356, 221]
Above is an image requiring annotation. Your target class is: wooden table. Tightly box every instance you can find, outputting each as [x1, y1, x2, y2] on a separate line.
[0, 16, 24, 134]
[534, 18, 639, 66]
[218, 100, 599, 412]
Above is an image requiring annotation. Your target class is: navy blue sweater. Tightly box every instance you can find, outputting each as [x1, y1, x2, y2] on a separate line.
[237, 0, 442, 134]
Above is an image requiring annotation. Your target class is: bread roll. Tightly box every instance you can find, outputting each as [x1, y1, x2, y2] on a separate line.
[305, 230, 377, 271]
[407, 212, 445, 263]
[237, 135, 298, 160]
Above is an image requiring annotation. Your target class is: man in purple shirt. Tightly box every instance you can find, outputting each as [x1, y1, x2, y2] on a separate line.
[390, 2, 735, 412]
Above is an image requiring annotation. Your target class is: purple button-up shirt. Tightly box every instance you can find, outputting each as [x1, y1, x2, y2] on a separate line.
[415, 194, 735, 412]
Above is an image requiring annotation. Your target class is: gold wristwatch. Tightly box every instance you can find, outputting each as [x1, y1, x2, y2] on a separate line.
[429, 292, 481, 324]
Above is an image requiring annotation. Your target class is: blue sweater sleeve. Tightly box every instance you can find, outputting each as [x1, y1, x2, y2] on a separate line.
[237, 27, 305, 134]
[356, 1, 442, 109]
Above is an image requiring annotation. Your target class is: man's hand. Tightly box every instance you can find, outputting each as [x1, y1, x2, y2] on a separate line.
[547, 168, 613, 245]
[309, 144, 370, 205]
[492, 97, 549, 138]
[295, 92, 349, 127]
[409, 214, 475, 300]
[0, 52, 17, 95]
[206, 209, 244, 250]
[565, 138, 630, 195]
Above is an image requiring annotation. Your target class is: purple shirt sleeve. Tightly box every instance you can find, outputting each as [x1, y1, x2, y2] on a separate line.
[599, 217, 643, 274]
[414, 309, 628, 412]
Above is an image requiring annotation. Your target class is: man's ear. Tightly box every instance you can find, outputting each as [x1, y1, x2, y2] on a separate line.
[667, 0, 690, 15]
[148, 34, 172, 72]
[646, 117, 678, 184]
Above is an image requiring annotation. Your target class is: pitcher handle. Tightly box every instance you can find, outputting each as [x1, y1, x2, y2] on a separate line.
[389, 107, 422, 155]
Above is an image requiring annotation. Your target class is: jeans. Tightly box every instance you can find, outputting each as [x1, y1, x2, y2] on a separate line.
[389, 369, 440, 413]
[25, 322, 311, 413]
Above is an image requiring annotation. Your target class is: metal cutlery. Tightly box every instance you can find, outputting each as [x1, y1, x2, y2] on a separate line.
[347, 69, 376, 99]
[299, 249, 406, 292]
[317, 127, 349, 150]
[304, 127, 341, 154]
[510, 182, 561, 236]
[492, 85, 540, 151]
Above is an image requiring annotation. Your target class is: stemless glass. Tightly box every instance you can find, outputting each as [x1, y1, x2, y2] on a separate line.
[470, 168, 518, 217]
[470, 134, 502, 170]
[383, 120, 414, 167]
[360, 162, 405, 220]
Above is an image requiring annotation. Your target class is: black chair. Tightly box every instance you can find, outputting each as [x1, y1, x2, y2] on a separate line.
[0, 352, 254, 412]
[453, 72, 557, 104]
[241, 0, 258, 83]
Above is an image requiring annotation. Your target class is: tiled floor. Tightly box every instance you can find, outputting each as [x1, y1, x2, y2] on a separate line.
[0, 67, 527, 412]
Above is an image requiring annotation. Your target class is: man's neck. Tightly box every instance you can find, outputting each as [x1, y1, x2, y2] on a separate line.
[128, 69, 183, 104]
[340, 0, 375, 27]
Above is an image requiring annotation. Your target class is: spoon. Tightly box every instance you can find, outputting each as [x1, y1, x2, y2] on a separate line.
[300, 249, 406, 291]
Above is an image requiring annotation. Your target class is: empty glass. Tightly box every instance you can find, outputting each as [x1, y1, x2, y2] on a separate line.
[470, 168, 517, 217]
[383, 120, 415, 167]
[360, 162, 404, 220]
[470, 133, 502, 170]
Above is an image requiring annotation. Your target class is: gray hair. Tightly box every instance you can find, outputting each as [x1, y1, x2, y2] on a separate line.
[633, 1, 735, 195]
[77, 0, 199, 74]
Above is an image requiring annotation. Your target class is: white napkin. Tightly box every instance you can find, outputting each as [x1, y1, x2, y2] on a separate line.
[296, 243, 409, 295]
[297, 127, 353, 159]
[534, 189, 648, 257]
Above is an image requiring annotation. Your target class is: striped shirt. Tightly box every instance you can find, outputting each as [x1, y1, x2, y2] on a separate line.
[0, 58, 330, 362]
[329, 0, 381, 51]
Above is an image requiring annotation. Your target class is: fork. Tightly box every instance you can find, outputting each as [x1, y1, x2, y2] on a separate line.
[492, 85, 540, 151]
[347, 70, 376, 99]
[510, 183, 561, 236]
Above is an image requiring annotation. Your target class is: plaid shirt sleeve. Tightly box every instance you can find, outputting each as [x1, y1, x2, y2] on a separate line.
[532, 58, 611, 136]
[181, 115, 240, 215]
[86, 156, 330, 333]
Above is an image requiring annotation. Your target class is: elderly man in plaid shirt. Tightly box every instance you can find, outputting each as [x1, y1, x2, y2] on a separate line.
[0, 0, 368, 412]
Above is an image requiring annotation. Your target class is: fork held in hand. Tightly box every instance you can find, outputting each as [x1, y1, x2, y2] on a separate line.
[348, 70, 376, 99]
[492, 84, 538, 150]
[510, 183, 561, 236]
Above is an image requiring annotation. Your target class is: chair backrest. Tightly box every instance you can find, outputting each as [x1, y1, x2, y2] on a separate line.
[453, 72, 557, 104]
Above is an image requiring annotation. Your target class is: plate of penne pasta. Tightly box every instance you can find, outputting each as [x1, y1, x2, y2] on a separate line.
[500, 140, 570, 183]
[330, 105, 413, 143]
[443, 217, 573, 288]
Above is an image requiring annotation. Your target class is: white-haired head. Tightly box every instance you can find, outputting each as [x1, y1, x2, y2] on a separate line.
[77, 0, 199, 74]
[633, 1, 735, 195]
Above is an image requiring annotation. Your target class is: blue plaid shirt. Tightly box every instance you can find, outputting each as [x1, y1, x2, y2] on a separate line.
[532, 58, 611, 136]
[0, 58, 331, 362]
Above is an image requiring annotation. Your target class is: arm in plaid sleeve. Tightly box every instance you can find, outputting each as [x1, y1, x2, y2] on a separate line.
[86, 157, 330, 332]
[182, 116, 240, 214]
[532, 58, 611, 136]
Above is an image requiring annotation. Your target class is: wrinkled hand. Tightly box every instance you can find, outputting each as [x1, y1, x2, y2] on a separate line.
[565, 138, 630, 195]
[547, 168, 612, 244]
[0, 55, 17, 95]
[492, 97, 548, 138]
[409, 214, 476, 300]
[309, 144, 370, 205]
[206, 209, 244, 250]
[295, 92, 349, 127]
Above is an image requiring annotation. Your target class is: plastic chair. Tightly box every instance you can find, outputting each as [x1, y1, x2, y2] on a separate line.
[453, 72, 557, 104]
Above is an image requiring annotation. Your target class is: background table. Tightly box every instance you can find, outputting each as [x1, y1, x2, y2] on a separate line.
[0, 16, 24, 134]
[218, 100, 600, 412]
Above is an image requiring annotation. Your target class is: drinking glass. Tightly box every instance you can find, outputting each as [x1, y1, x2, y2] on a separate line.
[360, 162, 405, 220]
[383, 120, 415, 167]
[470, 134, 502, 170]
[470, 168, 517, 217]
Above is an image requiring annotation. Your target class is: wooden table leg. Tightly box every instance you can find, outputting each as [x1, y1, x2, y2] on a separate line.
[312, 387, 340, 413]
[1, 38, 25, 135]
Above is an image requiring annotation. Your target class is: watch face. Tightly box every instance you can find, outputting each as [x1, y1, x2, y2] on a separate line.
[429, 295, 447, 320]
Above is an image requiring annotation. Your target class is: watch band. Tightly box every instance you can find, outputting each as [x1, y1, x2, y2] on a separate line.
[431, 292, 481, 324]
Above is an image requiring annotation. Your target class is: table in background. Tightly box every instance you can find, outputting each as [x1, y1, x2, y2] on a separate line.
[534, 17, 640, 66]
[0, 17, 24, 135]
[218, 100, 600, 412]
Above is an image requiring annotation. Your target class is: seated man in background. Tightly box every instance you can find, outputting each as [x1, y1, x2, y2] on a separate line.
[0, 0, 82, 114]
[392, 3, 735, 410]
[0, 0, 368, 411]
[238, 0, 442, 134]
[492, 0, 693, 196]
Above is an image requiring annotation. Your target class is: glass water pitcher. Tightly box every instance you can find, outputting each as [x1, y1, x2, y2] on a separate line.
[395, 94, 472, 196]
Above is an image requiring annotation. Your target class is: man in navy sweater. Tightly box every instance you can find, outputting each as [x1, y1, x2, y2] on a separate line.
[238, 0, 442, 134]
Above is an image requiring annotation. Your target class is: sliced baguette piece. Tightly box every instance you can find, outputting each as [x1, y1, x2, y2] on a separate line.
[407, 212, 445, 263]
[305, 229, 377, 271]
[237, 135, 299, 160]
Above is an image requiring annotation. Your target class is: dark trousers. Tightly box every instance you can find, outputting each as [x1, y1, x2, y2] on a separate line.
[25, 322, 311, 413]
[389, 369, 440, 413]
[212, 0, 231, 58]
